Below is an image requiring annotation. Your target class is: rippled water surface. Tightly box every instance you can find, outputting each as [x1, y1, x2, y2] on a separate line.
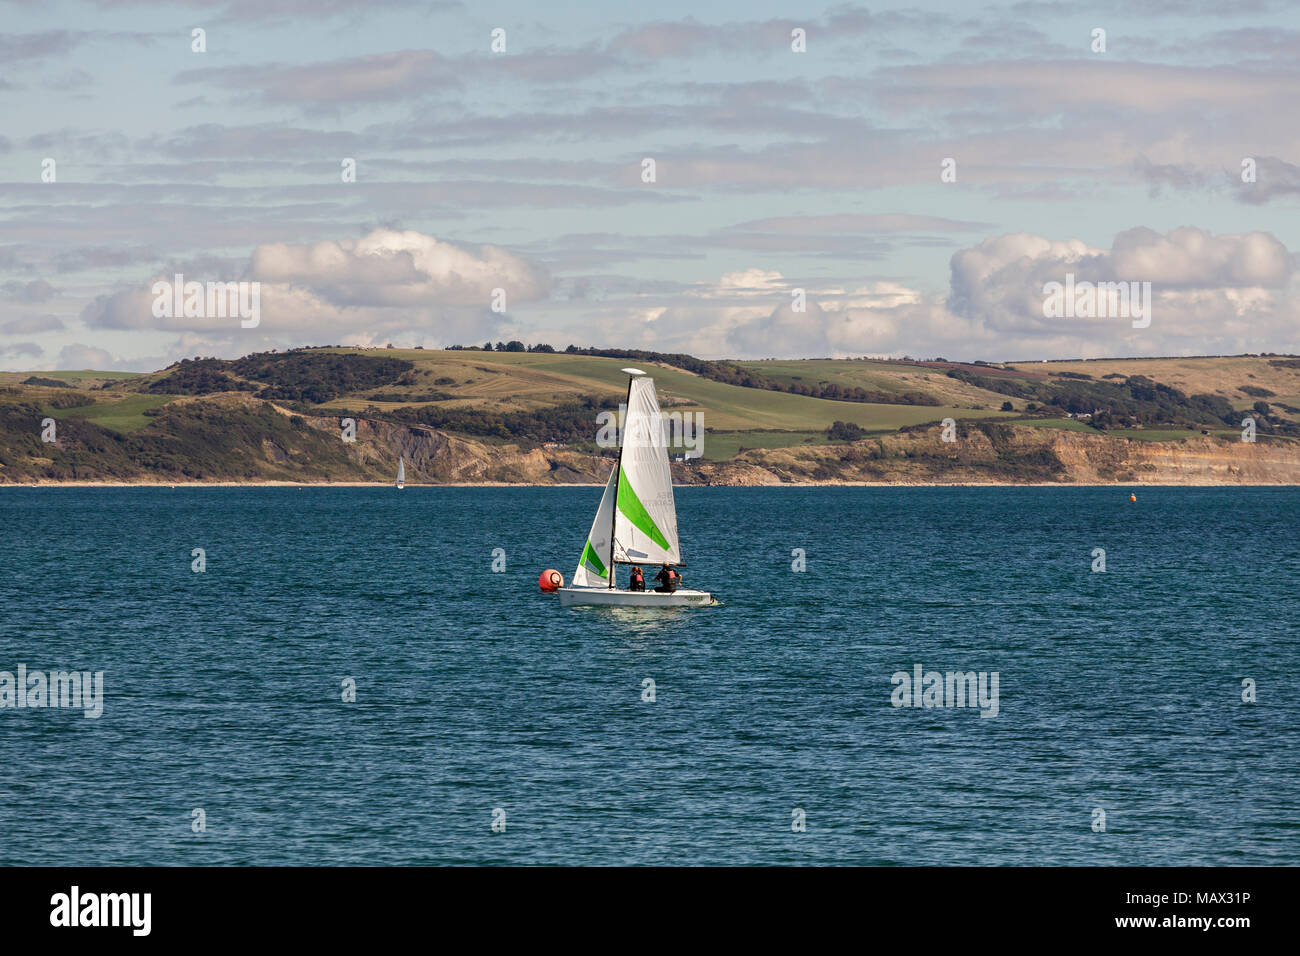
[1, 486, 1296, 865]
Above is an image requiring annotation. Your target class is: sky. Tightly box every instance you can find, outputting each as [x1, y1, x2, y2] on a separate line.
[1, 0, 1299, 370]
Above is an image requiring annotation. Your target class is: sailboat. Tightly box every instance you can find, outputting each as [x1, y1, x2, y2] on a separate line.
[396, 457, 405, 490]
[558, 369, 716, 608]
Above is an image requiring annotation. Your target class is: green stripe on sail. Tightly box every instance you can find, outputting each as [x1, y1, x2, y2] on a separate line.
[617, 469, 670, 551]
[580, 539, 607, 577]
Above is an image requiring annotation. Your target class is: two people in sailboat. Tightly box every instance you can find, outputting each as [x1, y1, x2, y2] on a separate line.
[627, 564, 677, 592]
[653, 563, 678, 593]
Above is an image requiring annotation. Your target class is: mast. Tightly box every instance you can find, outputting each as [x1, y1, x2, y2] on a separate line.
[608, 372, 636, 588]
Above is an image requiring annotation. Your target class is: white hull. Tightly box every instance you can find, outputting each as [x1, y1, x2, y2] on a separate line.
[558, 586, 716, 608]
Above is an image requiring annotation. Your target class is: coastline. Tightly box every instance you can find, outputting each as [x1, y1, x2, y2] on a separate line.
[5, 480, 1299, 489]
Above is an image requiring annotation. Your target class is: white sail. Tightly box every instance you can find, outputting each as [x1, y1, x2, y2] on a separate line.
[612, 376, 681, 566]
[572, 464, 618, 587]
[396, 458, 405, 486]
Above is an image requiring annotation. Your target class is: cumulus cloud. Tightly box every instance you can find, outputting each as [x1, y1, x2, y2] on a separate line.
[250, 228, 549, 307]
[79, 228, 549, 348]
[592, 226, 1300, 361]
[939, 226, 1295, 345]
[943, 233, 1110, 338]
[1110, 226, 1292, 287]
[832, 282, 924, 310]
[706, 268, 789, 298]
[721, 292, 973, 359]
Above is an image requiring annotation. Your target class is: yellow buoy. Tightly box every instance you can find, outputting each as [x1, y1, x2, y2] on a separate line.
[1129, 493, 1137, 502]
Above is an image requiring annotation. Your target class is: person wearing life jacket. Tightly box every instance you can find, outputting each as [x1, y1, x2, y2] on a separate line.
[653, 563, 678, 593]
[629, 566, 645, 592]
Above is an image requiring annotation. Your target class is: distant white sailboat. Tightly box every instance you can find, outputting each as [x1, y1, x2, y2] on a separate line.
[558, 369, 716, 608]
[396, 457, 405, 490]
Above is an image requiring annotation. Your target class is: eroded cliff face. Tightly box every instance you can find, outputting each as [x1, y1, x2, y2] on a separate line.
[298, 413, 611, 484]
[683, 425, 1300, 485]
[1045, 431, 1300, 484]
[299, 412, 1300, 485]
[15, 392, 1296, 485]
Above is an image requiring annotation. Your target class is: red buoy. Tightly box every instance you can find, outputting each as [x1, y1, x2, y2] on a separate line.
[539, 569, 564, 592]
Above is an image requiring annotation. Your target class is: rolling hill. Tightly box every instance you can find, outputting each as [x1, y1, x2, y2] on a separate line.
[2, 347, 1299, 484]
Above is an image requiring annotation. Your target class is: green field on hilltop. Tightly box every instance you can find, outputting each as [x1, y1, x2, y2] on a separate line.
[698, 430, 834, 461]
[43, 394, 174, 433]
[1016, 417, 1097, 434]
[313, 348, 1007, 434]
[733, 358, 1019, 408]
[1017, 418, 1241, 442]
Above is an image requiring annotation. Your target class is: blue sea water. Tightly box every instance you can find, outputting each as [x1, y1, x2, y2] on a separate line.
[0, 485, 1296, 866]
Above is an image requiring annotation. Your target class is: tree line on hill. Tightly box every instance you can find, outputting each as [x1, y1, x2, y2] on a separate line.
[144, 344, 944, 408]
[379, 394, 617, 444]
[147, 353, 415, 403]
[946, 368, 1299, 435]
[447, 343, 941, 405]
